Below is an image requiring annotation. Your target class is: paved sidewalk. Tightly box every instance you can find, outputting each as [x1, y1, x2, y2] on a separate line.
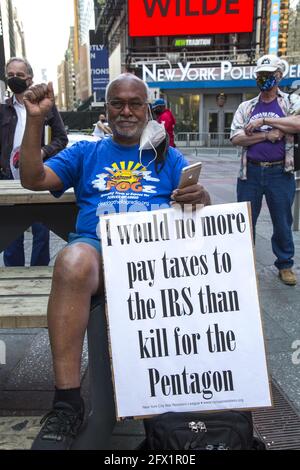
[0, 150, 299, 449]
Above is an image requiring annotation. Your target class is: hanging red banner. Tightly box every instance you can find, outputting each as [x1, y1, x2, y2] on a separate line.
[128, 0, 255, 37]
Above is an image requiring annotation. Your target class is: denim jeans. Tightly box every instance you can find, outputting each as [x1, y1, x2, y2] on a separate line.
[237, 163, 296, 270]
[4, 223, 50, 266]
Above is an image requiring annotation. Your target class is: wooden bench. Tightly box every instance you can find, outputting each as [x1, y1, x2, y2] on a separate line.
[0, 266, 53, 328]
[0, 266, 115, 448]
[0, 182, 115, 447]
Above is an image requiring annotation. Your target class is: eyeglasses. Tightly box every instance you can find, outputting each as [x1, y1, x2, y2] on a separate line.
[256, 71, 277, 79]
[106, 100, 148, 111]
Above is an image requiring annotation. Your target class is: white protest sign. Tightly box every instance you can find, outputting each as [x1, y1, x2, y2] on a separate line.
[100, 203, 272, 419]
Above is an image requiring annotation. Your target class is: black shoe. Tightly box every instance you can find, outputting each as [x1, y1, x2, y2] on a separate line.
[31, 400, 84, 450]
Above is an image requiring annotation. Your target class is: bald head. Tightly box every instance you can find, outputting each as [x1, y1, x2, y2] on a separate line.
[105, 73, 149, 102]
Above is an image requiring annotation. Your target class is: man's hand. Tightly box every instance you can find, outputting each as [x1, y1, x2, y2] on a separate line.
[267, 128, 285, 143]
[245, 118, 285, 142]
[23, 82, 55, 118]
[171, 183, 211, 206]
[244, 118, 264, 135]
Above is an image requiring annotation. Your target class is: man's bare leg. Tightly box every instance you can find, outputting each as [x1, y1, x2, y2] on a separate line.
[31, 243, 104, 449]
[47, 243, 103, 389]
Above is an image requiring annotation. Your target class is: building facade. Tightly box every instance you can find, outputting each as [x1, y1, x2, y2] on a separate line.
[287, 2, 300, 64]
[65, 27, 77, 111]
[57, 0, 95, 110]
[0, 0, 26, 102]
[265, 0, 290, 56]
[74, 0, 94, 108]
[94, 0, 300, 139]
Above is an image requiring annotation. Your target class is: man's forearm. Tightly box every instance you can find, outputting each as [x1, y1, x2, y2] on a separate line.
[264, 115, 300, 134]
[231, 131, 267, 147]
[20, 117, 47, 188]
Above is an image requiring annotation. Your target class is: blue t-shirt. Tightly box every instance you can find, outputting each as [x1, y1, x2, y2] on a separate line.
[45, 137, 188, 239]
[247, 98, 285, 162]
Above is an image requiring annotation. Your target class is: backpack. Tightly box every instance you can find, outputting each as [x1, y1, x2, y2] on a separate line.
[142, 411, 264, 450]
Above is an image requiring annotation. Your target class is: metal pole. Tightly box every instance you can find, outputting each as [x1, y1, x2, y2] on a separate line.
[293, 173, 300, 231]
[255, 0, 263, 58]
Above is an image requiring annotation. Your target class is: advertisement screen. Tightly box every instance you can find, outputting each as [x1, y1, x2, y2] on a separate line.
[128, 0, 254, 37]
[269, 0, 280, 55]
[89, 44, 109, 102]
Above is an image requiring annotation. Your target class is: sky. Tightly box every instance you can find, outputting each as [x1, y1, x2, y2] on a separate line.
[13, 0, 74, 88]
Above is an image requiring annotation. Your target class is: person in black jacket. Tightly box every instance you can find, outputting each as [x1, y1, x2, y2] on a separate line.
[0, 57, 68, 266]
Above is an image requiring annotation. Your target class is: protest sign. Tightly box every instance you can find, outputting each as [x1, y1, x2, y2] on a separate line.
[100, 202, 272, 418]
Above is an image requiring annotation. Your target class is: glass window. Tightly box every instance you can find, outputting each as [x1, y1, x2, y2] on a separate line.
[208, 112, 218, 133]
[166, 93, 200, 132]
[224, 112, 234, 133]
[244, 92, 257, 101]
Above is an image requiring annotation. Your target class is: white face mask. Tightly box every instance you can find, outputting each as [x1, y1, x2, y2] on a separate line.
[139, 119, 166, 167]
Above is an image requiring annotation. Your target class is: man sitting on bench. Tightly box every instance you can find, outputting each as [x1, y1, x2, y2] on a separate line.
[20, 73, 211, 450]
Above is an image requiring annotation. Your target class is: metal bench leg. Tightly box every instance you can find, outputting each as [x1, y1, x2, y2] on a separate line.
[73, 298, 116, 449]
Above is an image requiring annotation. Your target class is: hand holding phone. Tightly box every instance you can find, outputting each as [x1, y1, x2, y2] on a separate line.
[177, 162, 202, 189]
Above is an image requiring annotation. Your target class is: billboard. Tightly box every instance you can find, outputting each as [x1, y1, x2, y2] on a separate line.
[89, 44, 109, 102]
[268, 0, 280, 55]
[128, 0, 255, 37]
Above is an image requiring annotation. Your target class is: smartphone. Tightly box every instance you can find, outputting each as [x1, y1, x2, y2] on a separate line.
[177, 162, 202, 189]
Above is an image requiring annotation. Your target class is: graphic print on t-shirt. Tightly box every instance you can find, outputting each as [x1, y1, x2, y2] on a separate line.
[249, 111, 281, 131]
[247, 99, 285, 162]
[10, 146, 21, 180]
[92, 161, 159, 194]
[92, 160, 161, 216]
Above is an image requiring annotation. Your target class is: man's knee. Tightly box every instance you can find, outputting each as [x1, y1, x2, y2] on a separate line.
[53, 243, 101, 288]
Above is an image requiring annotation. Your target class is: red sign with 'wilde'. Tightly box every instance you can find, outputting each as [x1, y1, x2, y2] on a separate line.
[128, 0, 254, 37]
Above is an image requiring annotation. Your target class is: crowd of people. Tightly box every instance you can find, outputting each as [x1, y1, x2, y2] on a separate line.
[0, 53, 300, 450]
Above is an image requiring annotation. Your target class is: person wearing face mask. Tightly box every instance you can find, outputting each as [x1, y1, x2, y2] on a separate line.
[92, 113, 112, 139]
[231, 54, 300, 286]
[152, 98, 176, 147]
[0, 57, 68, 266]
[19, 73, 211, 450]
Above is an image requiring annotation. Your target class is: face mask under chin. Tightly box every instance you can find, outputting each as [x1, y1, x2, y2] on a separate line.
[139, 120, 167, 168]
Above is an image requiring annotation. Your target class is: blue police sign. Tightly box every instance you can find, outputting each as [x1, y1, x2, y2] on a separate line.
[90, 44, 109, 102]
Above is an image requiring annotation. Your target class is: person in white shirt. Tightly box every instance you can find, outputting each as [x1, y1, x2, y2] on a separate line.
[0, 57, 68, 266]
[92, 113, 112, 139]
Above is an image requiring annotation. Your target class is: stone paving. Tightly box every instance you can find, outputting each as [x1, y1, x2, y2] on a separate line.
[0, 149, 299, 449]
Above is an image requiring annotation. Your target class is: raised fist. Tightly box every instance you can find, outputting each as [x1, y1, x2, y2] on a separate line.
[23, 82, 55, 118]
